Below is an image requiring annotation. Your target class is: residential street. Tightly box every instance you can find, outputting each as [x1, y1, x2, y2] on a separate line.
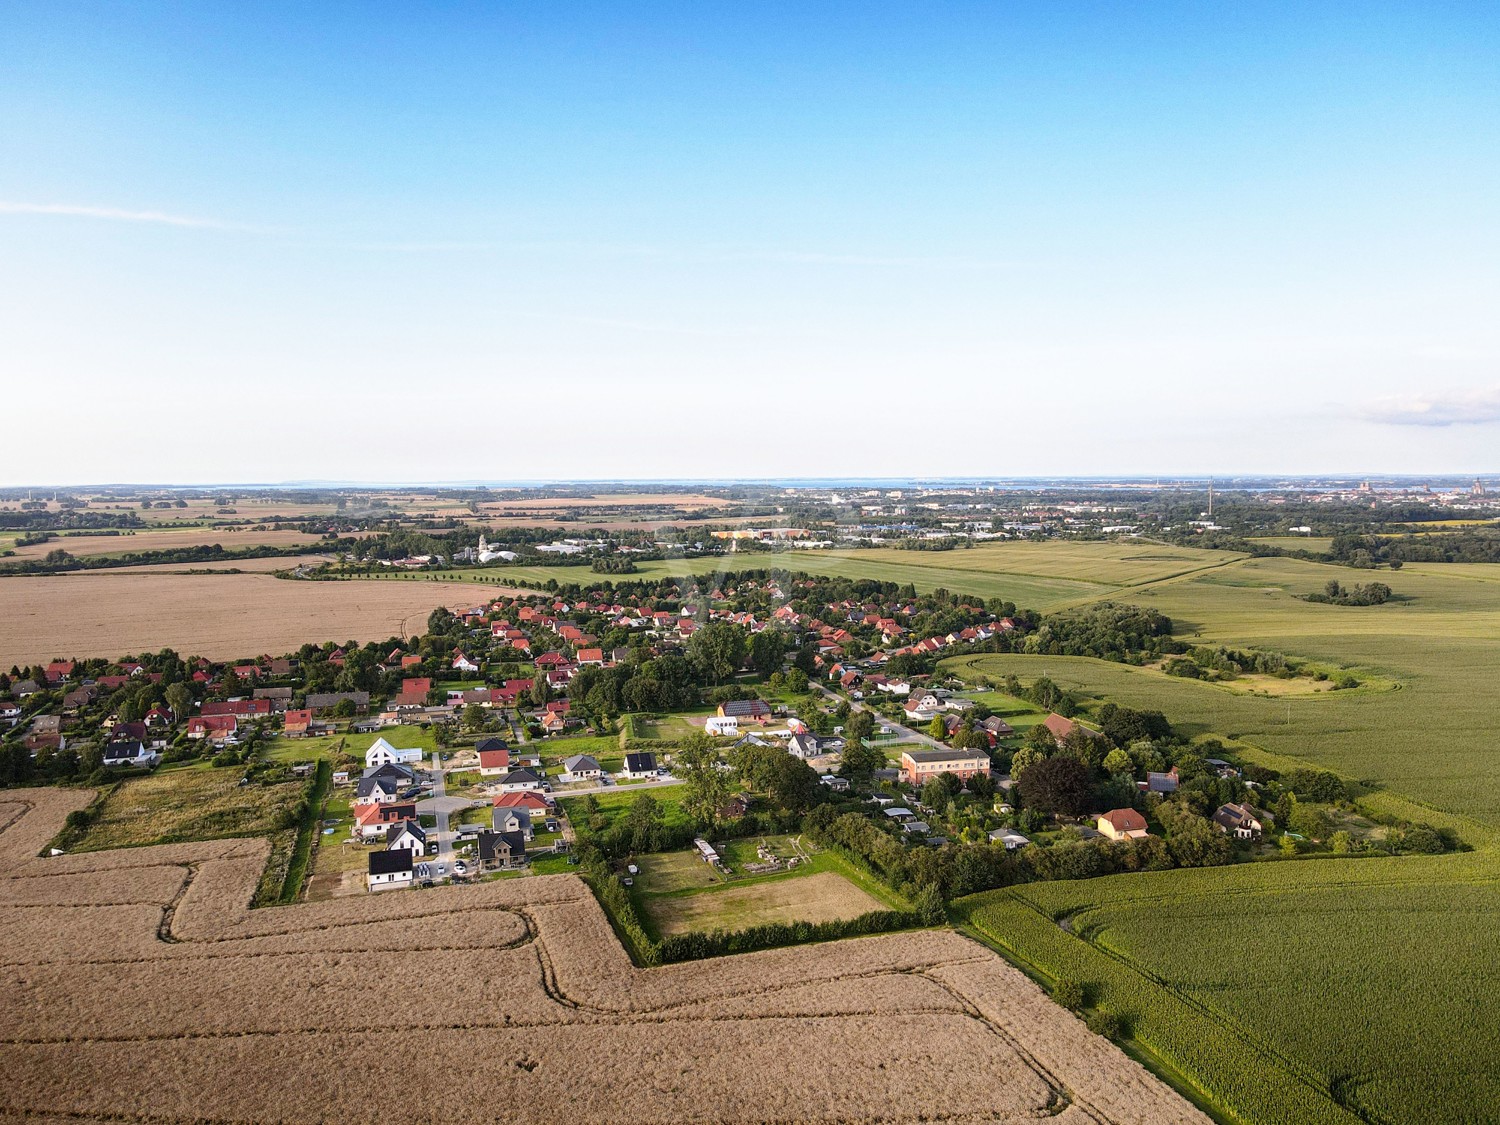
[812, 683, 944, 750]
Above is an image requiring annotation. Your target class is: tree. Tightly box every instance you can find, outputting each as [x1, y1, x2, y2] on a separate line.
[921, 777, 951, 815]
[1103, 748, 1134, 776]
[749, 629, 785, 677]
[625, 793, 666, 853]
[164, 681, 192, 719]
[928, 715, 948, 741]
[839, 736, 885, 780]
[845, 709, 875, 744]
[1016, 755, 1093, 816]
[914, 883, 946, 926]
[967, 771, 996, 798]
[687, 622, 749, 685]
[462, 703, 486, 731]
[677, 733, 734, 829]
[1010, 745, 1045, 778]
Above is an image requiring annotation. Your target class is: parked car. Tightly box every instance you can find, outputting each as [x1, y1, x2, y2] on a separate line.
[436, 863, 447, 877]
[452, 860, 468, 876]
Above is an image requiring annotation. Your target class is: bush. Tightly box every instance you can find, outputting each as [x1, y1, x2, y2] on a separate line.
[1086, 1008, 1124, 1040]
[1052, 978, 1085, 1010]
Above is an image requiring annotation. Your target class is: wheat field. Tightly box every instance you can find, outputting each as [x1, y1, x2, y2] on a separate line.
[0, 573, 504, 665]
[0, 789, 1205, 1125]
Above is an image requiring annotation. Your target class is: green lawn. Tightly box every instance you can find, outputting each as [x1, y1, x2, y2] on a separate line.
[72, 765, 310, 851]
[559, 786, 688, 840]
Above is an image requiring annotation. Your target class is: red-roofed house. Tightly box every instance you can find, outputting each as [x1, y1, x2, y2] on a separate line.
[202, 699, 272, 718]
[492, 791, 551, 814]
[283, 709, 313, 737]
[575, 647, 604, 666]
[45, 661, 75, 683]
[187, 715, 238, 743]
[478, 746, 512, 776]
[1098, 809, 1149, 841]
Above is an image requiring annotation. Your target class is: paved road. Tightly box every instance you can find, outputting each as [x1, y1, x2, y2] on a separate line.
[553, 775, 683, 798]
[812, 684, 945, 750]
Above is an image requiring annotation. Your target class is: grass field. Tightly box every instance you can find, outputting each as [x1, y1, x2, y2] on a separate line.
[0, 571, 498, 666]
[634, 841, 905, 937]
[350, 540, 1240, 612]
[74, 765, 308, 851]
[941, 549, 1500, 1124]
[2, 527, 343, 564]
[559, 786, 689, 840]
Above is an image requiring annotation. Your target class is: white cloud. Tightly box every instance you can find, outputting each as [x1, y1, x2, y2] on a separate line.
[1359, 386, 1500, 427]
[0, 201, 235, 229]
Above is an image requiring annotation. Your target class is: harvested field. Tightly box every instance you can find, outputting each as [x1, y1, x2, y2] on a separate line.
[643, 870, 888, 935]
[4, 527, 344, 563]
[0, 572, 505, 666]
[0, 788, 1206, 1125]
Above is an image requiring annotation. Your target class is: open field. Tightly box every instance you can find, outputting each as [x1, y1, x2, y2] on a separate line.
[74, 766, 309, 851]
[959, 853, 1499, 1125]
[3, 527, 345, 563]
[643, 869, 889, 935]
[0, 571, 503, 665]
[361, 540, 1239, 612]
[943, 549, 1500, 1123]
[1248, 536, 1335, 553]
[0, 790, 1205, 1125]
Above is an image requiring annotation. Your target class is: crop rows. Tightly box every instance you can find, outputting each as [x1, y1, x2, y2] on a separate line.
[0, 786, 1208, 1124]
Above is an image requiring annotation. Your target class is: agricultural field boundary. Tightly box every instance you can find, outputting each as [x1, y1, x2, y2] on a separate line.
[0, 789, 1210, 1125]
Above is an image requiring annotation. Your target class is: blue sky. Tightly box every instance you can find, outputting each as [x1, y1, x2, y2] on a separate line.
[2, 2, 1498, 483]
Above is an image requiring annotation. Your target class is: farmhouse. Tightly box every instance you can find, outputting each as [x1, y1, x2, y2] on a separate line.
[282, 709, 313, 737]
[305, 691, 369, 714]
[365, 737, 424, 768]
[899, 748, 991, 787]
[186, 715, 237, 743]
[1098, 808, 1150, 841]
[366, 849, 414, 892]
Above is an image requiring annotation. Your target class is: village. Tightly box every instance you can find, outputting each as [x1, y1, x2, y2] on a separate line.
[4, 565, 1395, 932]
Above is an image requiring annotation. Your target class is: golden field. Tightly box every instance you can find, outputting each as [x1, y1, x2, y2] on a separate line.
[0, 790, 1205, 1125]
[0, 572, 504, 665]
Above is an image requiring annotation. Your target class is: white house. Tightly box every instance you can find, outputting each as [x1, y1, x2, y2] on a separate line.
[705, 716, 738, 737]
[559, 755, 604, 783]
[385, 820, 427, 857]
[101, 740, 161, 768]
[365, 737, 424, 768]
[621, 752, 658, 779]
[452, 652, 481, 674]
[989, 830, 1031, 850]
[495, 768, 545, 793]
[367, 849, 414, 891]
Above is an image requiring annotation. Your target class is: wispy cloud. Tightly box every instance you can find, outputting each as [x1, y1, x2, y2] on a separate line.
[1359, 386, 1500, 427]
[0, 201, 238, 229]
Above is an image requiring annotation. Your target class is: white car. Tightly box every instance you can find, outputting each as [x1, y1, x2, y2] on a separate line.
[452, 860, 468, 876]
[436, 863, 447, 877]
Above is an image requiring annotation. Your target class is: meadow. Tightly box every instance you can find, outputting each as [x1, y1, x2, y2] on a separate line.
[71, 764, 309, 851]
[0, 790, 1206, 1125]
[367, 539, 1241, 612]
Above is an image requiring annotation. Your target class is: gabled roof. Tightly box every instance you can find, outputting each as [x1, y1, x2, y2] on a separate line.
[623, 751, 657, 773]
[368, 849, 414, 876]
[564, 754, 601, 772]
